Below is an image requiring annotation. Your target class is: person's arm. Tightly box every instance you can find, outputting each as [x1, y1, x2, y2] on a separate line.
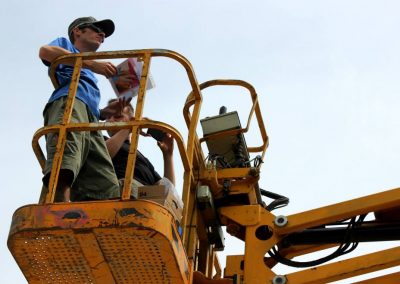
[157, 134, 175, 186]
[39, 45, 70, 65]
[105, 130, 130, 158]
[39, 45, 117, 78]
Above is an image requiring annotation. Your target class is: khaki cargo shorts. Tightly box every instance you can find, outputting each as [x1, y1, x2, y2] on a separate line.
[43, 97, 120, 201]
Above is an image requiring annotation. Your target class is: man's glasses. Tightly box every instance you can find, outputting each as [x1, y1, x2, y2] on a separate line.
[78, 23, 104, 34]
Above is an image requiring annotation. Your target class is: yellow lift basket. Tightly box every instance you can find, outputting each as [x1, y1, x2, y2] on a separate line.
[8, 49, 202, 284]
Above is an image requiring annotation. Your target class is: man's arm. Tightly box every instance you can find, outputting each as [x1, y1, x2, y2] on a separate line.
[158, 134, 175, 186]
[105, 130, 130, 158]
[39, 45, 117, 78]
[39, 45, 70, 65]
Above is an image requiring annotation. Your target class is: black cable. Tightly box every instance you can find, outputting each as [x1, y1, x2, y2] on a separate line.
[215, 156, 231, 168]
[267, 214, 367, 268]
[253, 155, 263, 168]
[260, 189, 289, 211]
[208, 151, 233, 169]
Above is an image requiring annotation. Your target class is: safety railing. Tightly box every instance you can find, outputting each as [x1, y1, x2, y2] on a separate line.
[32, 49, 203, 208]
[183, 79, 269, 163]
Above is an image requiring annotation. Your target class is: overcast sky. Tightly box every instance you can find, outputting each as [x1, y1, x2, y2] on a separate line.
[1, 1, 400, 283]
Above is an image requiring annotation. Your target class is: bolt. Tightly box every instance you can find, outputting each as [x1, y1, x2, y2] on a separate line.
[272, 275, 287, 284]
[274, 215, 288, 227]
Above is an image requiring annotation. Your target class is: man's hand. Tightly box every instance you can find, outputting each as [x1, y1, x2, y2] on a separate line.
[84, 60, 117, 78]
[158, 133, 174, 157]
[115, 70, 138, 92]
[118, 70, 137, 85]
[100, 97, 132, 120]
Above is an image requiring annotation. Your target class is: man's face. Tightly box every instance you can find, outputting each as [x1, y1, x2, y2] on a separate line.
[75, 24, 105, 51]
[107, 106, 133, 136]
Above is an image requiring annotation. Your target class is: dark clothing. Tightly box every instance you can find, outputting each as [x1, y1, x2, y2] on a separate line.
[109, 139, 162, 185]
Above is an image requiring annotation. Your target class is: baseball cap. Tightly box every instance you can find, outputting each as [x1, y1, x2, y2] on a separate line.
[68, 17, 115, 41]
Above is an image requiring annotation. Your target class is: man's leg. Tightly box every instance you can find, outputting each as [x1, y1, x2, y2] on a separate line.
[71, 129, 120, 201]
[54, 169, 74, 202]
[42, 97, 88, 202]
[41, 170, 74, 202]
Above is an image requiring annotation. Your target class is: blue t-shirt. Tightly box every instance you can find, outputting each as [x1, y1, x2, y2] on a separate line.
[44, 37, 101, 119]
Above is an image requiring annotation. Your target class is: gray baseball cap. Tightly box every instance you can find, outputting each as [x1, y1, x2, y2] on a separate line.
[68, 17, 115, 41]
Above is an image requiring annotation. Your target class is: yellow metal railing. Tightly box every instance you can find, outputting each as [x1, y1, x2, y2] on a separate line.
[33, 49, 203, 209]
[183, 79, 269, 163]
[181, 79, 271, 267]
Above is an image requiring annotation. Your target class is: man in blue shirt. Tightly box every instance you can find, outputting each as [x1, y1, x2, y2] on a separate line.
[39, 17, 128, 202]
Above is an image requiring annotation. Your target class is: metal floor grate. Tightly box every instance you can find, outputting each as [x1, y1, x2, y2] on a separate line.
[11, 233, 94, 283]
[97, 229, 177, 283]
